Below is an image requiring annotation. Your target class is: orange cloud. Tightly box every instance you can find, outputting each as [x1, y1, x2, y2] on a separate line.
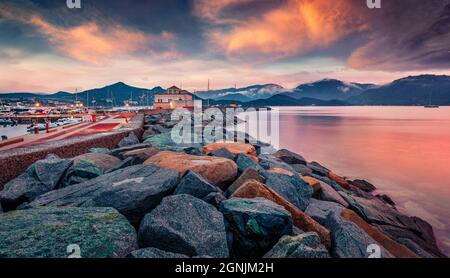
[29, 16, 149, 64]
[200, 0, 369, 59]
[0, 3, 177, 65]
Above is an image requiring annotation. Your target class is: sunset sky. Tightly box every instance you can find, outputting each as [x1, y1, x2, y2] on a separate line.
[0, 0, 449, 93]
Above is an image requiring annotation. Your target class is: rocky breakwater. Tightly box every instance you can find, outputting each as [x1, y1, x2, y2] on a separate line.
[0, 111, 446, 258]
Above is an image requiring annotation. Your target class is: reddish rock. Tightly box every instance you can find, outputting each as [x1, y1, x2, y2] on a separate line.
[203, 143, 258, 162]
[231, 179, 331, 249]
[341, 209, 418, 258]
[72, 153, 121, 170]
[267, 168, 295, 177]
[328, 172, 351, 190]
[144, 151, 238, 187]
[226, 168, 264, 197]
[122, 147, 160, 164]
[301, 176, 322, 193]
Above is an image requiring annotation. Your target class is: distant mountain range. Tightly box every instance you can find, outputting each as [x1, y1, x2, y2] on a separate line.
[195, 84, 285, 102]
[1, 75, 449, 106]
[0, 82, 164, 106]
[283, 79, 377, 101]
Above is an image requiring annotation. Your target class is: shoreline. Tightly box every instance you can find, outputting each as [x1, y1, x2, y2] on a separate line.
[0, 110, 446, 258]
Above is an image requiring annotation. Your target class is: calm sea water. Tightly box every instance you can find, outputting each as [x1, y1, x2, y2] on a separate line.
[242, 106, 450, 256]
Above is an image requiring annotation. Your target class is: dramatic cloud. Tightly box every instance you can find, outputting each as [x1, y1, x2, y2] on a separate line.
[0, 2, 178, 64]
[197, 0, 369, 60]
[347, 0, 450, 71]
[0, 0, 449, 92]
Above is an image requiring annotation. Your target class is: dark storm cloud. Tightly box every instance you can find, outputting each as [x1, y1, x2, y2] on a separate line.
[347, 0, 450, 71]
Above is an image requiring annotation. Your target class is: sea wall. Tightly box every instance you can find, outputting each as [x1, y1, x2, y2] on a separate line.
[0, 114, 144, 188]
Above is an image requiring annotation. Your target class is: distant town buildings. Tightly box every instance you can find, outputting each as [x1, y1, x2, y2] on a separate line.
[153, 86, 194, 110]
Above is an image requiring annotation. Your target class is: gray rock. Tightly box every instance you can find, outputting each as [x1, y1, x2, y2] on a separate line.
[291, 164, 313, 175]
[235, 153, 264, 173]
[105, 157, 136, 174]
[273, 149, 307, 165]
[220, 197, 293, 258]
[22, 165, 180, 226]
[138, 194, 229, 258]
[203, 192, 227, 208]
[317, 181, 349, 207]
[376, 194, 396, 206]
[306, 199, 389, 258]
[324, 210, 393, 258]
[258, 154, 294, 172]
[0, 154, 72, 210]
[62, 159, 104, 187]
[374, 223, 446, 258]
[397, 238, 434, 258]
[118, 132, 140, 148]
[351, 179, 376, 192]
[263, 232, 330, 258]
[208, 148, 235, 160]
[261, 171, 312, 211]
[0, 207, 138, 258]
[305, 199, 345, 226]
[127, 247, 188, 258]
[310, 174, 343, 192]
[174, 170, 221, 199]
[307, 162, 330, 176]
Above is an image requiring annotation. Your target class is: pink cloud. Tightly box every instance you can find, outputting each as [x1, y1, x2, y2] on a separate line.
[198, 0, 369, 60]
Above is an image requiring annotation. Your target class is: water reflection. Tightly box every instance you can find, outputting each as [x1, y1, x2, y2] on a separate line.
[277, 106, 450, 256]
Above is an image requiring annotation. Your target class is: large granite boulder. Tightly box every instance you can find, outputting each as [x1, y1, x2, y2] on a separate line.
[117, 132, 140, 148]
[262, 171, 313, 211]
[63, 153, 121, 187]
[306, 200, 395, 258]
[231, 181, 331, 249]
[0, 207, 138, 258]
[0, 154, 72, 211]
[174, 170, 221, 200]
[263, 232, 330, 258]
[22, 165, 180, 226]
[219, 197, 293, 258]
[316, 180, 349, 207]
[144, 151, 238, 188]
[138, 194, 229, 258]
[305, 199, 345, 225]
[339, 193, 432, 242]
[127, 247, 189, 258]
[203, 143, 258, 162]
[273, 149, 307, 165]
